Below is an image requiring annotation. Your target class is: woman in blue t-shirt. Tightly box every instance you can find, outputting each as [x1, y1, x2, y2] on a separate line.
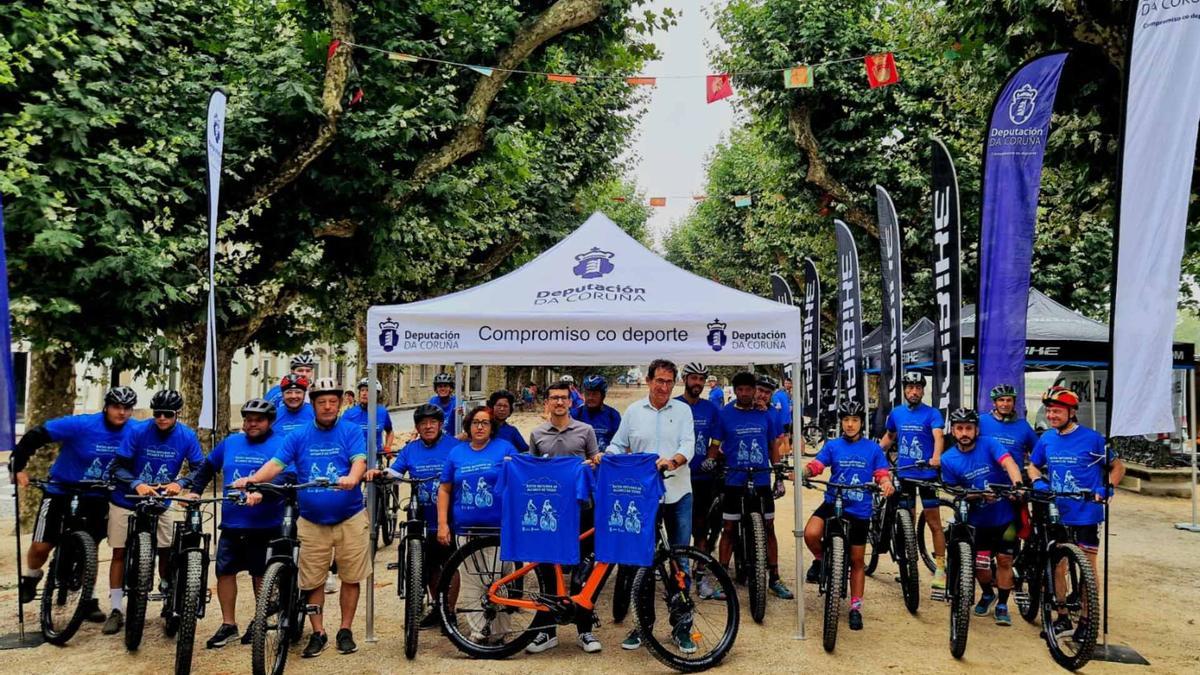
[437, 406, 517, 543]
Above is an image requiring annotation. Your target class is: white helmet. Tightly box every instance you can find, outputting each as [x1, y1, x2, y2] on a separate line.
[681, 362, 709, 377]
[561, 375, 575, 383]
[308, 377, 341, 400]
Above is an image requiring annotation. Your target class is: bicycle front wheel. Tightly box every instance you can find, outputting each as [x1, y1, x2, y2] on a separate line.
[173, 550, 204, 675]
[40, 530, 97, 645]
[821, 534, 846, 653]
[403, 537, 424, 660]
[1041, 544, 1098, 671]
[252, 561, 295, 675]
[124, 530, 154, 652]
[948, 540, 973, 659]
[611, 565, 635, 623]
[894, 509, 920, 615]
[1013, 548, 1041, 623]
[864, 499, 885, 577]
[632, 546, 738, 673]
[746, 513, 768, 624]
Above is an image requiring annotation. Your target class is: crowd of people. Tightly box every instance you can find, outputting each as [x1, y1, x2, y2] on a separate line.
[6, 351, 1124, 662]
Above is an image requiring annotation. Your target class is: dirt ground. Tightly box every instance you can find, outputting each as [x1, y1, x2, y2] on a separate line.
[1, 384, 1198, 673]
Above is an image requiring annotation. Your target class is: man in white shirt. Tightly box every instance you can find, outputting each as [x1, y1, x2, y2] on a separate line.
[606, 358, 695, 651]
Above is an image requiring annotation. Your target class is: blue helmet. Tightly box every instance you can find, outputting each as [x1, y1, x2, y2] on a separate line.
[582, 375, 608, 395]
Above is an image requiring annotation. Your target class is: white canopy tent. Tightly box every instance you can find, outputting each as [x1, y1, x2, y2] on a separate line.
[362, 212, 809, 640]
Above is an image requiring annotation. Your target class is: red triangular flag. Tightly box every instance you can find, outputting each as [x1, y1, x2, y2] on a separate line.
[327, 39, 342, 63]
[864, 53, 899, 88]
[706, 74, 733, 103]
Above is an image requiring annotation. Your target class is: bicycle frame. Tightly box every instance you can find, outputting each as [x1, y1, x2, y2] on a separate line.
[124, 497, 167, 591]
[164, 499, 217, 619]
[486, 528, 612, 615]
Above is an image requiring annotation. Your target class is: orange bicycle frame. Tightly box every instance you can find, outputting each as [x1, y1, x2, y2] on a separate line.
[487, 528, 612, 612]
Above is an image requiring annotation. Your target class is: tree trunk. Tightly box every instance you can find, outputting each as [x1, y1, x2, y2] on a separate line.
[176, 327, 237, 449]
[18, 349, 76, 529]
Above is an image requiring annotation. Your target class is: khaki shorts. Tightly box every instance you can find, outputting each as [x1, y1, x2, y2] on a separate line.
[297, 510, 370, 590]
[108, 502, 180, 550]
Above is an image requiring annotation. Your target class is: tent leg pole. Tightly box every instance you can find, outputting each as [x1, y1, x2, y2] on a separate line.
[454, 363, 465, 433]
[1089, 369, 1098, 430]
[1177, 368, 1200, 533]
[791, 358, 806, 640]
[365, 362, 378, 642]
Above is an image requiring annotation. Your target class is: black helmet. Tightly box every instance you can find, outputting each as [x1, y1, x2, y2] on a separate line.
[948, 407, 979, 425]
[433, 372, 454, 386]
[241, 398, 277, 421]
[149, 389, 184, 412]
[290, 353, 317, 369]
[414, 403, 445, 425]
[731, 371, 757, 388]
[838, 399, 866, 420]
[989, 383, 1018, 401]
[104, 386, 138, 407]
[582, 375, 608, 394]
[756, 375, 779, 391]
[901, 371, 926, 387]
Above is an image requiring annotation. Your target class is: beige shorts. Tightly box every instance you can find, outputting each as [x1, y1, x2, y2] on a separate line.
[108, 502, 180, 549]
[297, 510, 370, 590]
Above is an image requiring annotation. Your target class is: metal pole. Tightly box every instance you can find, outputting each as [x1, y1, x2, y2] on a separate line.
[365, 362, 378, 642]
[454, 363, 465, 435]
[1176, 367, 1200, 532]
[1089, 369, 1098, 430]
[13, 483, 26, 641]
[791, 358, 806, 640]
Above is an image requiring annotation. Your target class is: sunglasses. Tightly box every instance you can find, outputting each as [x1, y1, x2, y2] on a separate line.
[152, 410, 177, 419]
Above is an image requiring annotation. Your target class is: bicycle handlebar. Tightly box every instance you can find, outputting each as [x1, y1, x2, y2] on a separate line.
[27, 478, 112, 493]
[243, 479, 332, 495]
[802, 477, 881, 492]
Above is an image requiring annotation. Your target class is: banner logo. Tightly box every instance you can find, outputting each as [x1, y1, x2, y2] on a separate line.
[707, 319, 728, 352]
[377, 317, 400, 353]
[572, 247, 615, 279]
[933, 186, 953, 410]
[839, 251, 858, 396]
[1008, 83, 1038, 126]
[803, 281, 816, 386]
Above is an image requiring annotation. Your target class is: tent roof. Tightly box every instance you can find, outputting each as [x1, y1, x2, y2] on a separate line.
[366, 213, 802, 365]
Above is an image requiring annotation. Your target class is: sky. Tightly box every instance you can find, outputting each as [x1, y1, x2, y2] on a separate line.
[624, 1, 736, 248]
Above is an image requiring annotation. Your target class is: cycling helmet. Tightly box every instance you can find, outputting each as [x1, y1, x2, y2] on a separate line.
[947, 407, 979, 425]
[413, 403, 445, 425]
[989, 383, 1018, 401]
[561, 374, 575, 384]
[837, 400, 866, 420]
[901, 371, 926, 387]
[241, 397, 277, 421]
[290, 353, 317, 369]
[308, 377, 342, 400]
[1042, 385, 1079, 409]
[357, 377, 382, 393]
[731, 371, 757, 388]
[582, 375, 608, 394]
[433, 372, 454, 386]
[149, 389, 184, 412]
[280, 372, 310, 392]
[681, 362, 709, 378]
[104, 386, 138, 407]
[756, 375, 779, 391]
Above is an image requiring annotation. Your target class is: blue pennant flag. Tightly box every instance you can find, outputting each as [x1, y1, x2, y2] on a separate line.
[0, 194, 18, 450]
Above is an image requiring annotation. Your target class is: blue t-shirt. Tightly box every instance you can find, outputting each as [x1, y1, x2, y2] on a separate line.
[340, 404, 393, 452]
[1030, 425, 1115, 526]
[494, 422, 529, 453]
[812, 436, 887, 519]
[206, 431, 292, 530]
[497, 454, 592, 564]
[713, 404, 778, 488]
[264, 384, 283, 409]
[886, 403, 945, 480]
[273, 403, 315, 437]
[271, 419, 367, 525]
[594, 453, 664, 566]
[113, 422, 204, 510]
[708, 386, 725, 407]
[771, 390, 792, 426]
[979, 414, 1039, 470]
[43, 413, 140, 496]
[390, 433, 458, 531]
[571, 404, 622, 452]
[439, 438, 517, 532]
[430, 395, 457, 436]
[675, 396, 721, 481]
[939, 436, 1014, 528]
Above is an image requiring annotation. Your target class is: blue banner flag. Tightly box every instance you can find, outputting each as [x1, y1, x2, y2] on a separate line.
[0, 194, 16, 451]
[975, 52, 1068, 414]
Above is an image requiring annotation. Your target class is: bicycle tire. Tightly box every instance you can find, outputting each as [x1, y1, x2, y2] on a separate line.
[436, 534, 542, 659]
[1041, 544, 1098, 671]
[631, 546, 738, 672]
[822, 533, 846, 653]
[917, 499, 954, 572]
[252, 561, 294, 675]
[173, 550, 204, 675]
[40, 530, 97, 645]
[864, 501, 884, 576]
[948, 540, 972, 659]
[124, 530, 154, 651]
[747, 513, 768, 624]
[1013, 550, 1041, 623]
[702, 494, 724, 553]
[379, 488, 397, 547]
[895, 509, 920, 615]
[611, 565, 635, 623]
[403, 537, 424, 660]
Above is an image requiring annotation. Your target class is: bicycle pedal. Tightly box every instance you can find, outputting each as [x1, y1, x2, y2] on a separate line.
[305, 604, 322, 615]
[204, 589, 213, 602]
[1014, 591, 1029, 604]
[930, 589, 947, 602]
[386, 562, 399, 571]
[149, 592, 167, 602]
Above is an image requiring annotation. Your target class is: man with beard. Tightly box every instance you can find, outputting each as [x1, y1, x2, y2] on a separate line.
[571, 375, 621, 452]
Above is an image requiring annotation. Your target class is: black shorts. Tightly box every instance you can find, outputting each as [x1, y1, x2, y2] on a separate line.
[1065, 524, 1100, 552]
[32, 494, 109, 546]
[812, 502, 869, 546]
[973, 523, 1017, 558]
[692, 479, 721, 523]
[422, 535, 455, 576]
[721, 485, 775, 522]
[215, 527, 276, 577]
[898, 481, 940, 509]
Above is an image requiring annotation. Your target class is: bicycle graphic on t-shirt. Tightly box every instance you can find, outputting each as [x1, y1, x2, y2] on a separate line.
[84, 458, 105, 481]
[749, 439, 764, 465]
[475, 477, 494, 507]
[609, 501, 625, 530]
[522, 500, 539, 529]
[461, 480, 475, 505]
[624, 502, 642, 534]
[539, 500, 558, 532]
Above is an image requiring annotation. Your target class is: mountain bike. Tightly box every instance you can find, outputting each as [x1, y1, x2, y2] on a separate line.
[161, 495, 226, 675]
[373, 451, 400, 547]
[435, 517, 740, 671]
[802, 477, 880, 653]
[930, 482, 992, 659]
[245, 479, 330, 675]
[863, 465, 921, 613]
[28, 479, 110, 645]
[1010, 486, 1100, 671]
[122, 492, 170, 651]
[374, 473, 440, 660]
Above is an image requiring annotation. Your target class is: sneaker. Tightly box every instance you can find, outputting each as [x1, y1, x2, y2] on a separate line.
[82, 598, 106, 623]
[770, 579, 795, 600]
[577, 632, 602, 653]
[525, 631, 558, 653]
[1052, 615, 1074, 637]
[974, 592, 996, 616]
[697, 575, 717, 599]
[620, 629, 642, 650]
[848, 609, 864, 631]
[673, 631, 698, 654]
[324, 574, 338, 594]
[994, 604, 1012, 626]
[102, 609, 124, 635]
[336, 628, 357, 654]
[419, 610, 440, 630]
[241, 623, 255, 645]
[805, 559, 823, 584]
[18, 571, 42, 604]
[931, 566, 947, 591]
[302, 632, 328, 658]
[206, 623, 239, 649]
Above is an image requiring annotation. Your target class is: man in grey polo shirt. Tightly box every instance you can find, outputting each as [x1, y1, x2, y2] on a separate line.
[525, 380, 601, 655]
